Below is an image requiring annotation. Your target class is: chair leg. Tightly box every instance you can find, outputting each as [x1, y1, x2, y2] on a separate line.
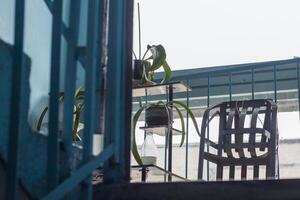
[216, 165, 223, 180]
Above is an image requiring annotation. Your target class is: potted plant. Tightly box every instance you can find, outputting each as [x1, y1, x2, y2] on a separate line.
[133, 3, 172, 86]
[131, 100, 200, 165]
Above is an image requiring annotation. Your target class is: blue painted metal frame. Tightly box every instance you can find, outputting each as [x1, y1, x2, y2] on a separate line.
[297, 60, 300, 118]
[44, 0, 70, 41]
[185, 80, 190, 178]
[251, 67, 255, 99]
[172, 58, 300, 81]
[273, 65, 277, 102]
[47, 0, 62, 191]
[206, 75, 210, 180]
[43, 144, 114, 200]
[62, 0, 81, 158]
[104, 0, 133, 183]
[82, 0, 103, 198]
[7, 0, 25, 199]
[41, 0, 132, 198]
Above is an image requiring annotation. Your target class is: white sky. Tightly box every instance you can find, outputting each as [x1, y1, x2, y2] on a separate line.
[133, 0, 300, 145]
[133, 0, 300, 69]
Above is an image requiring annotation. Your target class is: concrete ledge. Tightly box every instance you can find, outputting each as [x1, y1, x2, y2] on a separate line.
[94, 179, 300, 200]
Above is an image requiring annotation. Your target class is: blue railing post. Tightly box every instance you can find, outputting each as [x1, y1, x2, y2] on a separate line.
[61, 0, 81, 157]
[297, 60, 300, 119]
[47, 0, 63, 191]
[185, 80, 190, 179]
[273, 65, 277, 102]
[104, 0, 134, 183]
[229, 73, 232, 101]
[80, 0, 102, 198]
[7, 0, 25, 199]
[251, 67, 255, 100]
[207, 75, 210, 180]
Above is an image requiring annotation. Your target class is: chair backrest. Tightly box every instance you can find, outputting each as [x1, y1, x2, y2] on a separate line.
[198, 99, 278, 181]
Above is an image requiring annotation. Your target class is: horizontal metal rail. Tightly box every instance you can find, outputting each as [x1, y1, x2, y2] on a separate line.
[173, 58, 300, 81]
[43, 144, 114, 200]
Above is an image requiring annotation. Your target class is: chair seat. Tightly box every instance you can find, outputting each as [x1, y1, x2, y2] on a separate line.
[204, 152, 269, 166]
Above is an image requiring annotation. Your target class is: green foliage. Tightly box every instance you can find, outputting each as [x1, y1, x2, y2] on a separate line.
[138, 44, 172, 84]
[36, 87, 85, 142]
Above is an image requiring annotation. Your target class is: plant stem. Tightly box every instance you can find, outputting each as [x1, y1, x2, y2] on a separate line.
[133, 50, 138, 60]
[141, 48, 150, 60]
[138, 2, 141, 60]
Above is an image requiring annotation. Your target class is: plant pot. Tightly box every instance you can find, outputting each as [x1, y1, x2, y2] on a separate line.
[145, 105, 171, 127]
[133, 59, 144, 80]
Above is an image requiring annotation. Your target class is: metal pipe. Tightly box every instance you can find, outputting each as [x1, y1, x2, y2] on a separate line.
[297, 60, 300, 119]
[274, 65, 277, 102]
[47, 0, 63, 191]
[82, 0, 102, 198]
[229, 73, 232, 101]
[7, 0, 25, 199]
[185, 80, 190, 178]
[207, 75, 210, 180]
[251, 67, 255, 100]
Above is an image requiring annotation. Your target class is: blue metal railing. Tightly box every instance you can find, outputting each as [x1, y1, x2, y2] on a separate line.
[47, 0, 63, 191]
[7, 0, 25, 199]
[174, 58, 300, 180]
[5, 0, 133, 199]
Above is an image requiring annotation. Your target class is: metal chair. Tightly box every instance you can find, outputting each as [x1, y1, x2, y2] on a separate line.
[198, 99, 279, 181]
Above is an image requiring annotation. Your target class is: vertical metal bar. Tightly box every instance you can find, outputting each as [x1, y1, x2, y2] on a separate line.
[168, 85, 173, 181]
[122, 0, 134, 182]
[296, 60, 300, 119]
[47, 0, 62, 191]
[62, 0, 81, 156]
[104, 0, 133, 183]
[144, 89, 148, 139]
[7, 0, 25, 199]
[273, 65, 277, 102]
[229, 73, 232, 101]
[81, 0, 102, 198]
[164, 86, 168, 181]
[185, 80, 189, 179]
[141, 167, 147, 182]
[164, 131, 168, 182]
[206, 75, 210, 180]
[251, 67, 254, 100]
[43, 0, 70, 41]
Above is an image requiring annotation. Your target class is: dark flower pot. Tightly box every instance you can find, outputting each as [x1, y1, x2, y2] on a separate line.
[133, 59, 144, 80]
[145, 105, 171, 126]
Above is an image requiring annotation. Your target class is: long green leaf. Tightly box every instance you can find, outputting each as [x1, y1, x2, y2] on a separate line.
[140, 60, 151, 84]
[75, 85, 84, 98]
[131, 106, 146, 165]
[148, 45, 166, 71]
[171, 101, 200, 136]
[37, 107, 49, 131]
[161, 60, 172, 84]
[154, 101, 166, 106]
[73, 106, 81, 142]
[173, 105, 185, 147]
[37, 92, 65, 132]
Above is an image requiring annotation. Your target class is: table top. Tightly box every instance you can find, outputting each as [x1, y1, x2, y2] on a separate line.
[132, 81, 191, 97]
[139, 125, 182, 136]
[131, 164, 189, 183]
